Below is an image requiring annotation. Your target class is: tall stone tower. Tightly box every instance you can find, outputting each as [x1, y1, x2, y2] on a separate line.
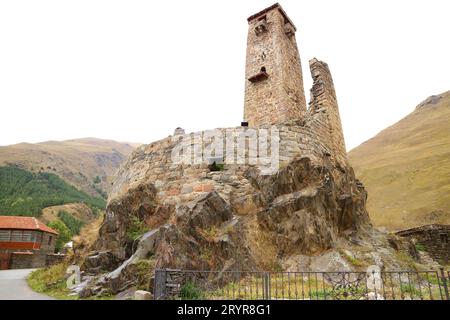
[243, 3, 307, 127]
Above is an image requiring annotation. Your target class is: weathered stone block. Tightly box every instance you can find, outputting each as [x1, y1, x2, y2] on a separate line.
[134, 290, 153, 300]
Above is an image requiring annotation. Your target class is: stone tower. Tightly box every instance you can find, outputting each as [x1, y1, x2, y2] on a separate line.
[309, 58, 347, 163]
[243, 3, 307, 127]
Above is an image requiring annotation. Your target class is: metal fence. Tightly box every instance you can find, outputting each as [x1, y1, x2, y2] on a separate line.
[154, 268, 450, 300]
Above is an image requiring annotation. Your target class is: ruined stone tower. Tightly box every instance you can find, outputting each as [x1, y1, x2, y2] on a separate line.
[243, 3, 307, 127]
[308, 58, 347, 163]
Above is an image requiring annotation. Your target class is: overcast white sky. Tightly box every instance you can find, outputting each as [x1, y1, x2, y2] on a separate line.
[0, 0, 449, 150]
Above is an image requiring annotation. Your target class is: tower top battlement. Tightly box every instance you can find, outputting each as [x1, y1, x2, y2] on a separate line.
[247, 3, 297, 31]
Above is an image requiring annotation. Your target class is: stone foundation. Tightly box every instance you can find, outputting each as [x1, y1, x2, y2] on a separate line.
[8, 252, 65, 269]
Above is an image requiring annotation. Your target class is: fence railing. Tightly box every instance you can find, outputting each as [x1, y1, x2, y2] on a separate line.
[154, 268, 450, 300]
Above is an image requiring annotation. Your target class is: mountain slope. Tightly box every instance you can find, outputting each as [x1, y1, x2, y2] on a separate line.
[0, 138, 139, 198]
[0, 166, 106, 216]
[348, 90, 450, 231]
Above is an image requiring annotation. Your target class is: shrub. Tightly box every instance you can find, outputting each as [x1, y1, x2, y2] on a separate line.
[126, 216, 149, 240]
[58, 210, 84, 235]
[180, 280, 204, 300]
[47, 220, 72, 252]
[415, 243, 426, 252]
[208, 162, 224, 172]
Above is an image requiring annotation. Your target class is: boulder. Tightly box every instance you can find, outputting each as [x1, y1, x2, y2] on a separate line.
[134, 290, 153, 300]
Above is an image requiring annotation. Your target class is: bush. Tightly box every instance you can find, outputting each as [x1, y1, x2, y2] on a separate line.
[58, 210, 84, 235]
[126, 216, 149, 240]
[47, 220, 72, 252]
[208, 162, 224, 172]
[415, 243, 426, 252]
[180, 280, 204, 300]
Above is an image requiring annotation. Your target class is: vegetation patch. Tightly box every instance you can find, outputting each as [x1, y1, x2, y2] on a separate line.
[28, 263, 114, 300]
[27, 263, 75, 300]
[208, 162, 224, 172]
[395, 251, 419, 271]
[47, 220, 72, 252]
[134, 259, 155, 291]
[339, 249, 366, 268]
[415, 243, 426, 252]
[126, 216, 149, 240]
[58, 210, 84, 235]
[0, 166, 106, 216]
[180, 280, 204, 300]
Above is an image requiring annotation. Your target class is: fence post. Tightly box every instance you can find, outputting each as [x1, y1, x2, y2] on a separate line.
[263, 272, 271, 300]
[439, 268, 449, 300]
[153, 269, 167, 300]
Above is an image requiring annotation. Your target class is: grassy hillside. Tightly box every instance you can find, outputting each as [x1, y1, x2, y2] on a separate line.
[40, 203, 97, 225]
[0, 166, 106, 216]
[348, 91, 450, 231]
[0, 138, 139, 199]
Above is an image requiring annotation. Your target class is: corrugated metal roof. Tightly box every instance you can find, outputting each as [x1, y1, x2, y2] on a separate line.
[0, 216, 58, 235]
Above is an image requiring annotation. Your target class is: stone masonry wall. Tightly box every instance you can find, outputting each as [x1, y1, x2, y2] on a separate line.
[9, 252, 46, 269]
[397, 225, 450, 264]
[308, 58, 347, 165]
[109, 123, 333, 207]
[244, 4, 307, 127]
[8, 252, 64, 269]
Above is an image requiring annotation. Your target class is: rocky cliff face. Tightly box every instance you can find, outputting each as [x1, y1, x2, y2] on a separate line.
[76, 125, 408, 296]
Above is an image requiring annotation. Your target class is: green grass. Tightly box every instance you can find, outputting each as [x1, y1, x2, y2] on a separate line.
[415, 243, 426, 252]
[339, 249, 366, 268]
[27, 264, 114, 300]
[0, 166, 106, 216]
[126, 216, 149, 241]
[27, 264, 77, 300]
[180, 281, 204, 300]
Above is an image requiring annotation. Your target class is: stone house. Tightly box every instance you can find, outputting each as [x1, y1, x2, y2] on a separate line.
[396, 224, 449, 264]
[0, 216, 60, 269]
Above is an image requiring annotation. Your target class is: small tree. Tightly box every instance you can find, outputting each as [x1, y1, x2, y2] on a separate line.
[47, 220, 72, 252]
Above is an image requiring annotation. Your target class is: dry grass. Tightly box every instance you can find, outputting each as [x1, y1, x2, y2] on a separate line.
[0, 138, 138, 197]
[41, 203, 96, 224]
[348, 91, 450, 231]
[244, 215, 279, 271]
[233, 196, 260, 216]
[187, 272, 446, 300]
[70, 213, 104, 265]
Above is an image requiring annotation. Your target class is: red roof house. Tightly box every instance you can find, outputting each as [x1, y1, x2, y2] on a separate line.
[0, 216, 58, 253]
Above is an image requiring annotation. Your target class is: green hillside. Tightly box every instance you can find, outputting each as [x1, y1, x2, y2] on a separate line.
[0, 166, 106, 217]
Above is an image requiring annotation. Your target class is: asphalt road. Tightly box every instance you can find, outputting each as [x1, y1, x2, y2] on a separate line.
[0, 269, 55, 300]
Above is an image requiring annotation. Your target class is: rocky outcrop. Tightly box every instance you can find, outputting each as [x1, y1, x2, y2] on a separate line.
[249, 157, 370, 256]
[76, 129, 382, 296]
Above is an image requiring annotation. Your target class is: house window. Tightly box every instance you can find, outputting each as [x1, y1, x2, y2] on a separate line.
[35, 232, 42, 243]
[0, 230, 11, 241]
[440, 233, 448, 244]
[48, 235, 52, 246]
[22, 231, 32, 242]
[11, 230, 23, 242]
